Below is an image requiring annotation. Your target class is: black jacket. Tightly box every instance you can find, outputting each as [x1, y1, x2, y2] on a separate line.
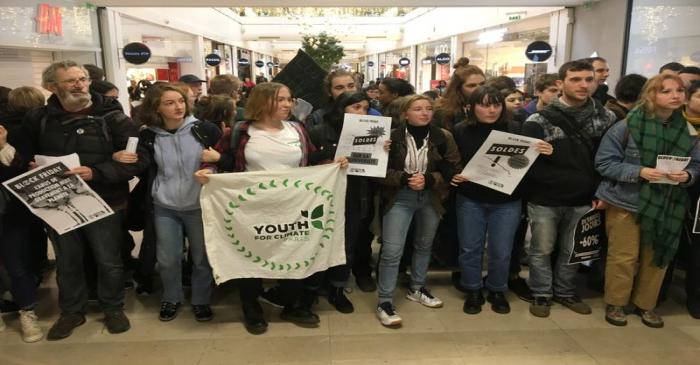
[308, 118, 375, 219]
[520, 98, 616, 206]
[453, 121, 522, 204]
[592, 84, 615, 106]
[22, 92, 145, 208]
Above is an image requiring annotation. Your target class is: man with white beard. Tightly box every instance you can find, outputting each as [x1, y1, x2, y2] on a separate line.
[20, 60, 145, 340]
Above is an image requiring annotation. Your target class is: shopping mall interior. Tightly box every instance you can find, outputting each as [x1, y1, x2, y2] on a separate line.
[1, 0, 700, 364]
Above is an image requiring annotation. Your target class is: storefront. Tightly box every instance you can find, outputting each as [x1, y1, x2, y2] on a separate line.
[461, 13, 552, 90]
[416, 38, 452, 93]
[119, 15, 199, 87]
[0, 1, 101, 90]
[624, 0, 700, 76]
[378, 47, 413, 83]
[204, 39, 235, 78]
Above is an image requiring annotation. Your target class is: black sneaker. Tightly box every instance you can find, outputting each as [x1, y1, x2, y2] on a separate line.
[530, 297, 552, 318]
[259, 286, 285, 309]
[159, 302, 180, 321]
[46, 313, 86, 341]
[280, 306, 320, 326]
[487, 291, 511, 314]
[508, 277, 534, 303]
[242, 301, 267, 335]
[328, 287, 354, 314]
[463, 289, 485, 315]
[104, 309, 130, 334]
[193, 305, 213, 322]
[355, 274, 376, 292]
[135, 281, 153, 296]
[553, 295, 592, 315]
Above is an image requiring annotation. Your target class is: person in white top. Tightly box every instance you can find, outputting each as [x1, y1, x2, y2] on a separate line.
[196, 82, 347, 335]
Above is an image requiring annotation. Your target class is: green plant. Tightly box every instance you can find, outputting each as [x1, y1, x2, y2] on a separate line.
[301, 32, 345, 71]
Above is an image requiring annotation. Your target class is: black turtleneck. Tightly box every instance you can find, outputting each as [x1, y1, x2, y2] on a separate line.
[407, 123, 430, 148]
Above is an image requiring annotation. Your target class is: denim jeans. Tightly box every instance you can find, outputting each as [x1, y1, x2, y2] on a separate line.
[378, 188, 441, 304]
[456, 195, 522, 292]
[154, 205, 213, 305]
[48, 210, 125, 314]
[527, 203, 590, 298]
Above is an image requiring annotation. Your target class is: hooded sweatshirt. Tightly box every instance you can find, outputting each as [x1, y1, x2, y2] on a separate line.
[150, 115, 205, 211]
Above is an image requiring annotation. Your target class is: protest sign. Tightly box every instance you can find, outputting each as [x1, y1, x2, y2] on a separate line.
[335, 113, 391, 177]
[568, 209, 606, 264]
[3, 162, 113, 234]
[460, 130, 540, 195]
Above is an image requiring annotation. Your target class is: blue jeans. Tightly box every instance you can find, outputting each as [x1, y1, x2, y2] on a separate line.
[456, 195, 521, 292]
[527, 203, 590, 298]
[378, 189, 440, 304]
[154, 205, 213, 305]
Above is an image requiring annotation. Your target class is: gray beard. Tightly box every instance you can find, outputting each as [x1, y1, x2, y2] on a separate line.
[60, 91, 92, 111]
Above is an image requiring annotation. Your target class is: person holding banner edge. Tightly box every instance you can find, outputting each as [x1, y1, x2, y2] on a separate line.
[376, 94, 460, 327]
[136, 83, 222, 323]
[595, 73, 700, 328]
[451, 86, 553, 315]
[195, 82, 348, 334]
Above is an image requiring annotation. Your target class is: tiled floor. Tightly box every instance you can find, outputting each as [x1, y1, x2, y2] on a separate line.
[2, 268, 700, 364]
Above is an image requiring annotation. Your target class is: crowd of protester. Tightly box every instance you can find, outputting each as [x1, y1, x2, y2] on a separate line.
[1, 56, 700, 342]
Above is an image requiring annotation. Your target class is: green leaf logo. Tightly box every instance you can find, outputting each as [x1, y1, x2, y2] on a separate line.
[311, 204, 324, 219]
[300, 204, 325, 230]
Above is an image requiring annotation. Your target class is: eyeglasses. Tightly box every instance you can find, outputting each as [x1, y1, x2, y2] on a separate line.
[59, 77, 90, 86]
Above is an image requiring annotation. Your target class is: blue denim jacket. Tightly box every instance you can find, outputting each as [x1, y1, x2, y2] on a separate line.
[594, 120, 700, 212]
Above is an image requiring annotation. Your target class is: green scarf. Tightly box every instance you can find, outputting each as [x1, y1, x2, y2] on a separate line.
[628, 107, 694, 267]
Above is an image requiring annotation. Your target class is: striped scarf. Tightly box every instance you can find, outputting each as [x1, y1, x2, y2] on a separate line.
[404, 128, 429, 174]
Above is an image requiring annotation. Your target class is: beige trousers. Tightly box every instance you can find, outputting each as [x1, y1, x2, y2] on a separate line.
[604, 204, 668, 310]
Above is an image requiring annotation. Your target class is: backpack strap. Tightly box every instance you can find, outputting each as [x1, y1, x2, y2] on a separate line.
[230, 121, 244, 152]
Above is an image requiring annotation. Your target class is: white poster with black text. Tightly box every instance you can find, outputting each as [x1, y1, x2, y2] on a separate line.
[2, 162, 114, 234]
[460, 130, 540, 195]
[334, 113, 391, 178]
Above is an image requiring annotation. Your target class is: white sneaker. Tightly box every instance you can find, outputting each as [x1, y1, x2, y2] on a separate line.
[20, 310, 43, 343]
[406, 287, 443, 308]
[376, 302, 402, 326]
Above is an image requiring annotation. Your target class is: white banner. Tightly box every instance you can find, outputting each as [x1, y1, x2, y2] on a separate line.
[334, 113, 391, 178]
[2, 162, 114, 234]
[460, 130, 541, 195]
[200, 164, 347, 283]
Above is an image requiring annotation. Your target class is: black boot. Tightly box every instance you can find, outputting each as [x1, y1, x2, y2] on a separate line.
[328, 287, 354, 313]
